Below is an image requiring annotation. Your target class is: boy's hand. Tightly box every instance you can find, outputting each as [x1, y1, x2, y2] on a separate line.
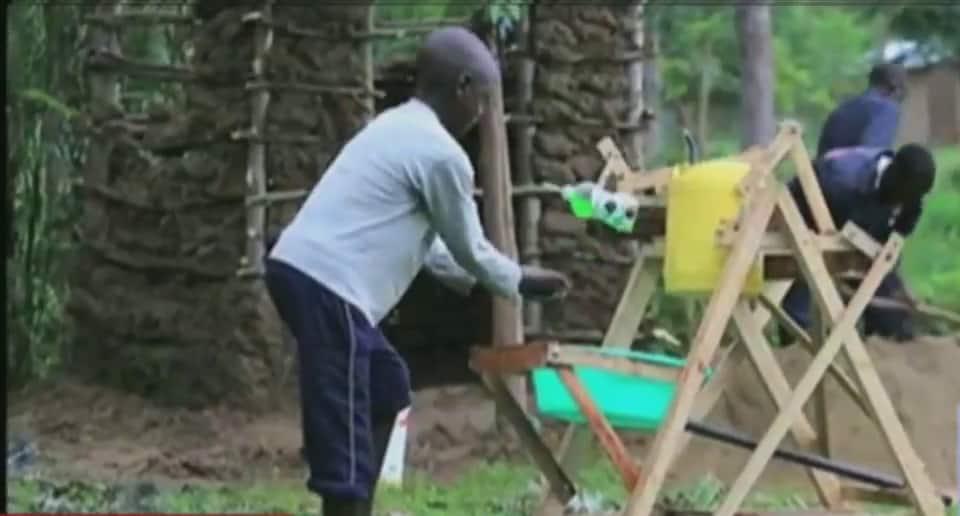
[519, 265, 570, 300]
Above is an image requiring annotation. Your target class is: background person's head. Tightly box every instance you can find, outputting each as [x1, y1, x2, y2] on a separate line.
[877, 143, 936, 205]
[414, 27, 500, 137]
[868, 63, 907, 103]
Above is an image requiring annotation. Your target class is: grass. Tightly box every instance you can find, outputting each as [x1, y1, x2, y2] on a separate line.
[9, 460, 948, 515]
[901, 145, 960, 313]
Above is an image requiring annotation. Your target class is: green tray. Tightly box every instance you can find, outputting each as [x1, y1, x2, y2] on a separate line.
[531, 346, 710, 431]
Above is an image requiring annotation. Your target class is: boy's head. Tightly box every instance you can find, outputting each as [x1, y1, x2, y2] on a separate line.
[415, 27, 500, 137]
[877, 143, 936, 205]
[868, 63, 907, 103]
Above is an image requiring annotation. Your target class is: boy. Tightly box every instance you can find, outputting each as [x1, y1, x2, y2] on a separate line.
[782, 143, 936, 342]
[264, 27, 570, 516]
[817, 63, 907, 158]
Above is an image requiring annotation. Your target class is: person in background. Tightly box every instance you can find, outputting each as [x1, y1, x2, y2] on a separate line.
[816, 63, 907, 158]
[781, 143, 936, 343]
[263, 27, 570, 516]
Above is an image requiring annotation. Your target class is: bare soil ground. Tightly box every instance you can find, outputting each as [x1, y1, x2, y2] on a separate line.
[8, 336, 959, 493]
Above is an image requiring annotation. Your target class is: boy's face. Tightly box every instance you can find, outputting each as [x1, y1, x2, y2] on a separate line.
[449, 74, 490, 136]
[878, 167, 932, 205]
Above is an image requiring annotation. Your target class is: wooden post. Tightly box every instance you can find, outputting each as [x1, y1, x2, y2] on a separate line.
[513, 5, 542, 333]
[85, 0, 122, 187]
[624, 0, 647, 169]
[241, 0, 275, 276]
[362, 4, 375, 118]
[479, 67, 526, 407]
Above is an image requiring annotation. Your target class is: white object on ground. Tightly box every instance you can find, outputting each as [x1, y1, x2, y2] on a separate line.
[378, 406, 411, 486]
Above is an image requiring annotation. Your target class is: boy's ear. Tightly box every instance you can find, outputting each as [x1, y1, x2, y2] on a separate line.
[456, 72, 473, 95]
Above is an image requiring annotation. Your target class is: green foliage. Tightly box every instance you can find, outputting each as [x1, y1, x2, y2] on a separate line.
[6, 3, 87, 387]
[902, 146, 960, 317]
[771, 6, 878, 116]
[889, 5, 960, 56]
[8, 469, 928, 515]
[373, 1, 478, 63]
[655, 6, 737, 105]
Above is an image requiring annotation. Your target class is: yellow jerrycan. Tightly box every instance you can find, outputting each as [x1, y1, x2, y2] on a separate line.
[664, 159, 764, 295]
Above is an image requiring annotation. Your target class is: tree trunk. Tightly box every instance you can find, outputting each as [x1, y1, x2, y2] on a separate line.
[736, 1, 776, 148]
[624, 1, 646, 169]
[642, 11, 661, 163]
[696, 52, 714, 154]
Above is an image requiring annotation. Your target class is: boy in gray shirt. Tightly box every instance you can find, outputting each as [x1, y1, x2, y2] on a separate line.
[266, 27, 569, 516]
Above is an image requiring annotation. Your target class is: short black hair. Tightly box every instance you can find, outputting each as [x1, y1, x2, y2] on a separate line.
[868, 63, 907, 93]
[415, 27, 500, 100]
[888, 143, 936, 196]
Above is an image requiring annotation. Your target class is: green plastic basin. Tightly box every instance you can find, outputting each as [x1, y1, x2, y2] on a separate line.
[531, 346, 710, 431]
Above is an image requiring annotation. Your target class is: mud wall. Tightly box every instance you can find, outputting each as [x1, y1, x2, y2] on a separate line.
[530, 5, 643, 333]
[68, 4, 372, 408]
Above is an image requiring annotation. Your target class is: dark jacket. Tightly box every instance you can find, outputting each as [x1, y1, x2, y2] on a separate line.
[817, 89, 900, 158]
[789, 146, 923, 242]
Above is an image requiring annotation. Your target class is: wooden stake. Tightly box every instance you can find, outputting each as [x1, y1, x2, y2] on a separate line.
[241, 0, 275, 276]
[478, 66, 526, 407]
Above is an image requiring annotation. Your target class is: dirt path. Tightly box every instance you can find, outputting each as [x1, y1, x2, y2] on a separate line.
[8, 335, 959, 492]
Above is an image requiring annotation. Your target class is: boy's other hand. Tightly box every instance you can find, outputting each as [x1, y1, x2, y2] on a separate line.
[519, 265, 570, 300]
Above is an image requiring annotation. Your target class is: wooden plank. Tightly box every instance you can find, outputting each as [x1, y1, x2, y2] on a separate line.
[556, 256, 659, 464]
[671, 343, 739, 460]
[547, 345, 680, 382]
[775, 194, 943, 515]
[732, 302, 844, 508]
[788, 130, 836, 233]
[737, 125, 795, 197]
[557, 367, 640, 490]
[469, 341, 552, 375]
[672, 283, 792, 462]
[812, 306, 831, 461]
[482, 374, 577, 503]
[616, 166, 674, 196]
[758, 294, 872, 419]
[596, 136, 633, 187]
[715, 226, 863, 256]
[840, 222, 882, 259]
[623, 183, 781, 516]
[713, 228, 900, 516]
[754, 281, 793, 328]
[536, 255, 658, 515]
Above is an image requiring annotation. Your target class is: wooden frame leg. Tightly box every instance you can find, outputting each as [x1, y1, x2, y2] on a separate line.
[672, 280, 793, 457]
[536, 254, 659, 515]
[482, 374, 577, 503]
[759, 292, 873, 419]
[715, 235, 897, 514]
[714, 196, 941, 515]
[558, 367, 641, 490]
[732, 301, 844, 508]
[622, 185, 781, 516]
[776, 194, 943, 515]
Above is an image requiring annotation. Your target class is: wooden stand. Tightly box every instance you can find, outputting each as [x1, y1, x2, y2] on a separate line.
[469, 122, 947, 516]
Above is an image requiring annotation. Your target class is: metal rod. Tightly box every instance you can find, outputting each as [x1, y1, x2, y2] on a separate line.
[684, 420, 954, 506]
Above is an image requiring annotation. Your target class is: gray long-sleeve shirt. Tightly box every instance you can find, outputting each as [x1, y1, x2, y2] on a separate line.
[269, 98, 521, 325]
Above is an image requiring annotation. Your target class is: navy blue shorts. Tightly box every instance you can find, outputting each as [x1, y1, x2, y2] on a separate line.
[264, 258, 412, 500]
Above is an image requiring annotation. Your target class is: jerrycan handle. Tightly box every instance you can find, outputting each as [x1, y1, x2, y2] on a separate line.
[682, 128, 700, 165]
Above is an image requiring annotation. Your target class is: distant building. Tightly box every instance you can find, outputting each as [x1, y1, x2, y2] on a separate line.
[876, 39, 960, 146]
